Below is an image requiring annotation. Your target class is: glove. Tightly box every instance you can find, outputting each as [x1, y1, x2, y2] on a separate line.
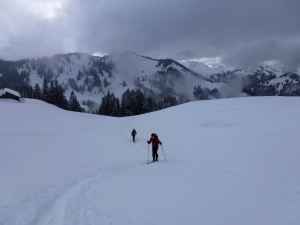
[147, 141, 150, 144]
[160, 143, 162, 145]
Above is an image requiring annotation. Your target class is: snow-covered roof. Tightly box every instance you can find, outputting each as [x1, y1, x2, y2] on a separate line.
[0, 88, 21, 97]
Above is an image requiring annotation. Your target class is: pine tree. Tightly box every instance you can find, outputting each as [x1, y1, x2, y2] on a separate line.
[120, 89, 132, 116]
[23, 85, 33, 98]
[19, 84, 32, 98]
[111, 98, 120, 117]
[69, 90, 82, 112]
[98, 96, 106, 115]
[33, 83, 42, 100]
[144, 96, 154, 113]
[53, 80, 69, 110]
[162, 96, 178, 108]
[133, 89, 145, 115]
[157, 100, 163, 110]
[48, 80, 55, 105]
[108, 92, 116, 116]
[98, 91, 120, 117]
[42, 79, 50, 103]
[103, 90, 111, 115]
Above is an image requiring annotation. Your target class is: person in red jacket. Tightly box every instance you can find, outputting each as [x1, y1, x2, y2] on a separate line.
[147, 133, 162, 162]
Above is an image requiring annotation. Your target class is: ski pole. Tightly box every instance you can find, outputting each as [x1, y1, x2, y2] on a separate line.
[147, 144, 149, 162]
[161, 145, 166, 161]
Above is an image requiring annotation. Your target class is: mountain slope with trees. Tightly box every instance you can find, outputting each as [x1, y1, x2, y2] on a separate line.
[1, 51, 299, 115]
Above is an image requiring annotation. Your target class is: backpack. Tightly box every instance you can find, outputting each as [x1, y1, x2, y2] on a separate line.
[151, 133, 159, 145]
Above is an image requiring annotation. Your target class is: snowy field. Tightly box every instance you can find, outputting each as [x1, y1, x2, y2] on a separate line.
[0, 97, 300, 225]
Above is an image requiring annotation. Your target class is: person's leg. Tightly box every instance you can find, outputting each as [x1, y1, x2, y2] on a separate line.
[153, 146, 158, 161]
[152, 147, 156, 161]
[133, 135, 135, 142]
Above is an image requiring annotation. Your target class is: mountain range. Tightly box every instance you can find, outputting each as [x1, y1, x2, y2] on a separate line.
[1, 50, 300, 112]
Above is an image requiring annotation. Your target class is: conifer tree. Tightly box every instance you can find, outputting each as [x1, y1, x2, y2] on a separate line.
[134, 89, 145, 115]
[101, 90, 111, 115]
[25, 85, 33, 98]
[162, 96, 178, 108]
[157, 100, 163, 111]
[42, 79, 50, 103]
[53, 80, 69, 110]
[120, 89, 132, 116]
[98, 96, 106, 115]
[69, 90, 82, 112]
[33, 83, 42, 100]
[108, 92, 115, 116]
[99, 91, 120, 117]
[144, 96, 154, 113]
[111, 97, 120, 117]
[48, 80, 55, 105]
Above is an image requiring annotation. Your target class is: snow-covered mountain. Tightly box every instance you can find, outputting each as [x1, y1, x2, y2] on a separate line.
[1, 51, 300, 112]
[182, 60, 300, 96]
[181, 60, 217, 76]
[0, 51, 243, 112]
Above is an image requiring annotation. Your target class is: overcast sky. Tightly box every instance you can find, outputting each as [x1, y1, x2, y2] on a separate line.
[0, 0, 299, 69]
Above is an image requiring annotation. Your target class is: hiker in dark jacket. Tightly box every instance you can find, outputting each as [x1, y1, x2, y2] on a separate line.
[131, 129, 137, 142]
[147, 133, 162, 161]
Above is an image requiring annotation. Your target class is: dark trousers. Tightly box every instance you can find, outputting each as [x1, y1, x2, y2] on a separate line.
[132, 135, 135, 142]
[152, 146, 158, 160]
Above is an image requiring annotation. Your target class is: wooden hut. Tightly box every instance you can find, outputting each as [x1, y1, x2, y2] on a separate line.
[0, 88, 22, 102]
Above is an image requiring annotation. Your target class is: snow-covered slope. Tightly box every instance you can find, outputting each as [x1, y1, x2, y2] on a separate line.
[1, 97, 300, 225]
[181, 60, 216, 76]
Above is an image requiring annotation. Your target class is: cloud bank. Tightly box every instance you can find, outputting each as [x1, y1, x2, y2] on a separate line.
[0, 0, 299, 69]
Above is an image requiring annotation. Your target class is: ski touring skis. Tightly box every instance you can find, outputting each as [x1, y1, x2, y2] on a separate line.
[146, 160, 158, 164]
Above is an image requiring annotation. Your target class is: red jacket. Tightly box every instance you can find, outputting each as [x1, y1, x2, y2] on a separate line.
[147, 136, 162, 147]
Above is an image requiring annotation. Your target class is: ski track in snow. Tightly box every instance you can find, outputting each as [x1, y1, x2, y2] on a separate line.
[21, 118, 149, 225]
[34, 119, 300, 225]
[124, 121, 148, 154]
[1, 115, 299, 225]
[28, 165, 145, 225]
[29, 178, 93, 225]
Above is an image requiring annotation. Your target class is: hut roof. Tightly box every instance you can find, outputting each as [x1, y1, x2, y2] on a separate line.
[0, 88, 21, 98]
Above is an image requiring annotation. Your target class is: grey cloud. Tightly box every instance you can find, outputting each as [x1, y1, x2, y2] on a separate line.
[0, 0, 300, 69]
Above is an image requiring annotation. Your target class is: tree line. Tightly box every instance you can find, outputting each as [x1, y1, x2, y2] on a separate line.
[13, 80, 182, 116]
[98, 88, 180, 117]
[16, 79, 83, 112]
[14, 81, 224, 117]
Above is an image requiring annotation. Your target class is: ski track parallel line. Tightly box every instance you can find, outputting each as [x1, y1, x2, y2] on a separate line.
[29, 117, 148, 225]
[124, 120, 147, 154]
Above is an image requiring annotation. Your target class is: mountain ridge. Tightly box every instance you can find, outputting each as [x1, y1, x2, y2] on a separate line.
[1, 51, 299, 112]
